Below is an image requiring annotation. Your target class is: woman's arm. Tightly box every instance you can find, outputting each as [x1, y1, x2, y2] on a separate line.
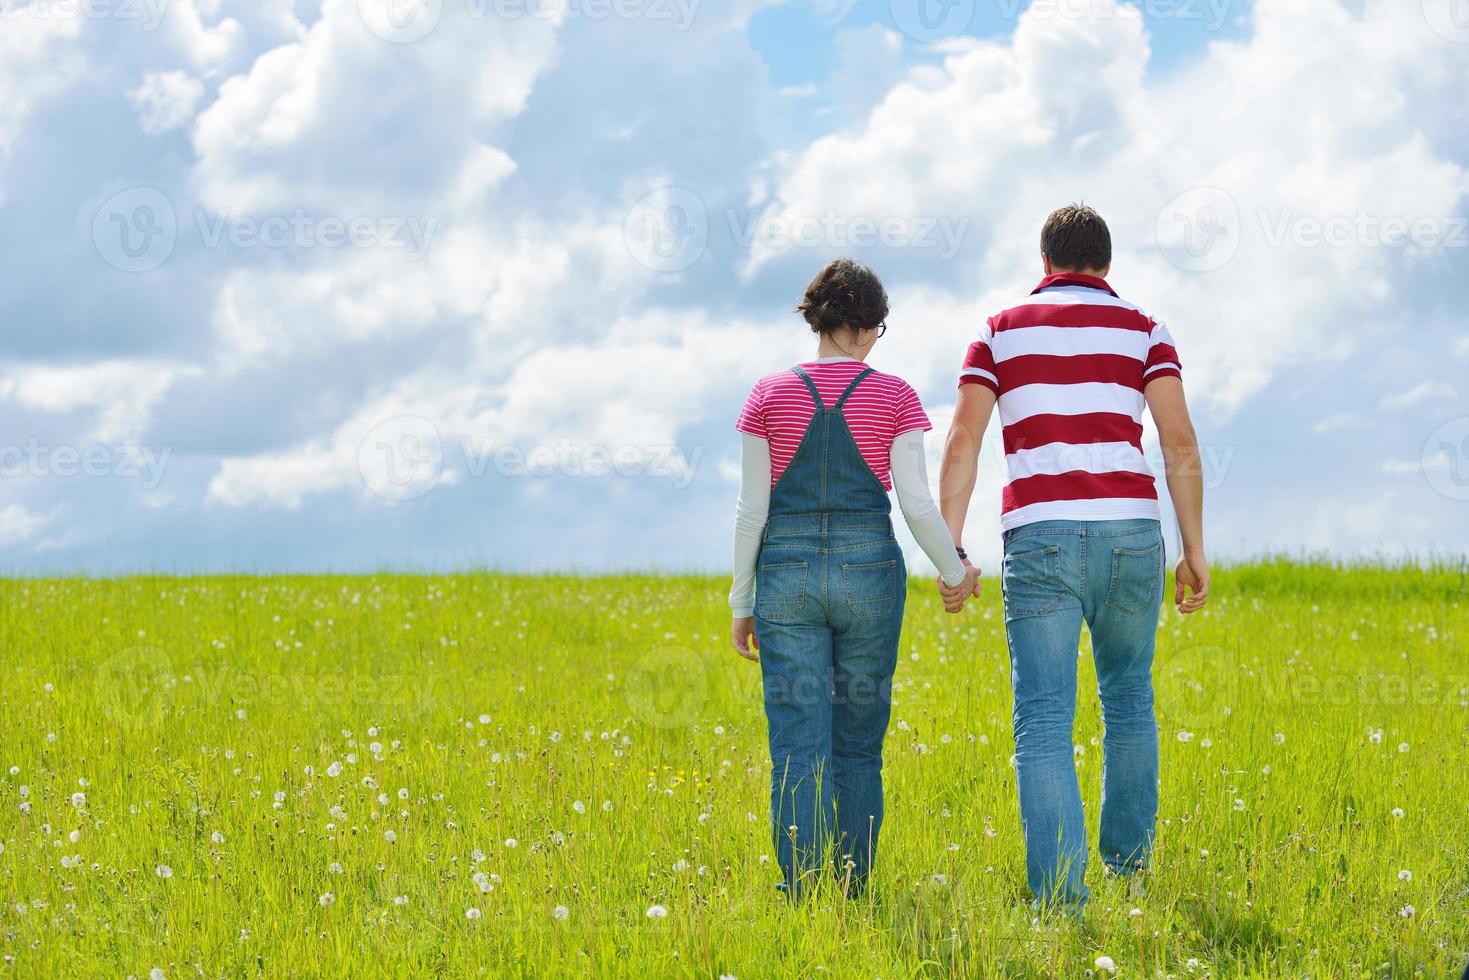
[730, 433, 771, 618]
[890, 430, 968, 587]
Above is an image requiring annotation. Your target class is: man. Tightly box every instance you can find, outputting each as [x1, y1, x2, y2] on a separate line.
[936, 204, 1209, 911]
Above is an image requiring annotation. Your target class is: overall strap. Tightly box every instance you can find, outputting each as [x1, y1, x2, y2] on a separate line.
[790, 367, 825, 408]
[833, 367, 875, 410]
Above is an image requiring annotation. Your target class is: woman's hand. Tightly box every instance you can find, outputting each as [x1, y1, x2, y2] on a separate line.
[731, 616, 759, 661]
[937, 562, 981, 614]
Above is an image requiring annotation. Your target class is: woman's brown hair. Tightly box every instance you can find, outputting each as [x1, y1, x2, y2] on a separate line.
[796, 258, 889, 336]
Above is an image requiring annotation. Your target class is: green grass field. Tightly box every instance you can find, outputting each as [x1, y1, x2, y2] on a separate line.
[2, 562, 1466, 977]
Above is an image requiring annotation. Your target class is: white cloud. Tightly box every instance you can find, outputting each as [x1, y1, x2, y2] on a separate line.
[191, 0, 561, 214]
[0, 504, 51, 548]
[1378, 381, 1456, 413]
[129, 70, 206, 134]
[0, 14, 84, 191]
[1378, 458, 1426, 475]
[1314, 412, 1368, 434]
[0, 361, 199, 442]
[743, 0, 1469, 418]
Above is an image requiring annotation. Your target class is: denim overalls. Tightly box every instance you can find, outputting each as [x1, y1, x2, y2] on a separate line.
[754, 366, 906, 895]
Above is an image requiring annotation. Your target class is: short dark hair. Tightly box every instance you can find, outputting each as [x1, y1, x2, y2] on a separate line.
[1040, 204, 1111, 272]
[796, 258, 889, 336]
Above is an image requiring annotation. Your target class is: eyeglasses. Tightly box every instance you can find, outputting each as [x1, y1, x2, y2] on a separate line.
[875, 322, 888, 338]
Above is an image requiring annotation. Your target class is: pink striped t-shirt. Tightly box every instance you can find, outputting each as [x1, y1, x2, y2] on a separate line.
[736, 359, 931, 490]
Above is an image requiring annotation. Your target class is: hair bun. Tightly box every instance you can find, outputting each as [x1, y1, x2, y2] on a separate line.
[796, 258, 888, 336]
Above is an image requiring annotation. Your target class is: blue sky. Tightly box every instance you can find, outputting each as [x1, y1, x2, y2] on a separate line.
[0, 0, 1466, 575]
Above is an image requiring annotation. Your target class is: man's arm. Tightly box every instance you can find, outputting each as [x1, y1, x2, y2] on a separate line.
[938, 383, 997, 546]
[1145, 376, 1209, 613]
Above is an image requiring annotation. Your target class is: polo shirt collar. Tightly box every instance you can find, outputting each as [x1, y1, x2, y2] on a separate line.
[1032, 272, 1117, 296]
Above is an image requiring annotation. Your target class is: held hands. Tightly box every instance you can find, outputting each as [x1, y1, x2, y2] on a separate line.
[936, 560, 983, 614]
[1175, 551, 1210, 614]
[731, 616, 759, 662]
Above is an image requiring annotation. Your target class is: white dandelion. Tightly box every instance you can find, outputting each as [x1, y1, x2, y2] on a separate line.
[1398, 869, 1412, 882]
[465, 907, 481, 921]
[319, 892, 334, 907]
[646, 904, 668, 919]
[1095, 955, 1118, 974]
[155, 865, 173, 880]
[552, 905, 569, 921]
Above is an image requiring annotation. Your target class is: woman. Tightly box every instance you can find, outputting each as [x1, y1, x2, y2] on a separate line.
[730, 258, 980, 897]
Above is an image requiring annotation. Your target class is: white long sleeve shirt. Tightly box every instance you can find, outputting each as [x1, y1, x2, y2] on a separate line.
[730, 429, 967, 617]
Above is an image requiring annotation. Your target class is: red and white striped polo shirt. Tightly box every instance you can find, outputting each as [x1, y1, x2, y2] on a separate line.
[959, 273, 1182, 531]
[737, 358, 930, 490]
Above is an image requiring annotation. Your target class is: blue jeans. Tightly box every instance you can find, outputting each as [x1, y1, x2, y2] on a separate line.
[755, 514, 905, 894]
[1001, 519, 1165, 909]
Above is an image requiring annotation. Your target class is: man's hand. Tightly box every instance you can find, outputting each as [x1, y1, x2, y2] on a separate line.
[937, 562, 981, 614]
[731, 616, 759, 661]
[1174, 552, 1210, 614]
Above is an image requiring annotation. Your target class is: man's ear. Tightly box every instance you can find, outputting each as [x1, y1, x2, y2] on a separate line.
[1042, 253, 1053, 276]
[1098, 264, 1112, 278]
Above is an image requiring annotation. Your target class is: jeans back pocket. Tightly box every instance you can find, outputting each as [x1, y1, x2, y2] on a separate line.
[756, 561, 808, 623]
[842, 559, 898, 619]
[1001, 545, 1065, 619]
[1105, 541, 1163, 616]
